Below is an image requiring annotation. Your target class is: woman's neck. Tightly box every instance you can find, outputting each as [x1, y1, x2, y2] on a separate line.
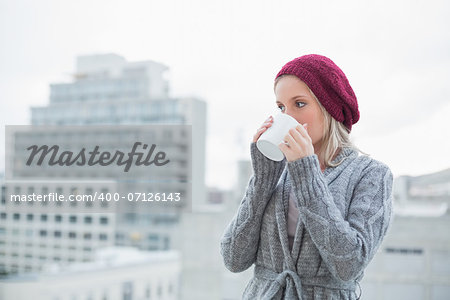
[316, 152, 326, 172]
[316, 147, 341, 173]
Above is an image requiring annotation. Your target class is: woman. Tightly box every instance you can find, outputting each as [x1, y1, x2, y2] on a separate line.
[220, 54, 393, 299]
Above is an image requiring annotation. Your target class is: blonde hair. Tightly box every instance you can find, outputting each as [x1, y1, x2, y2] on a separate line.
[275, 75, 367, 167]
[309, 86, 359, 167]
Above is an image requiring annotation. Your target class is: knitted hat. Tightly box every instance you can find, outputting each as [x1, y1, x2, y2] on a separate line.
[275, 54, 359, 131]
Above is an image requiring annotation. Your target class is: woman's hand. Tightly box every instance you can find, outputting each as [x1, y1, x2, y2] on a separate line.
[252, 115, 273, 143]
[278, 124, 314, 162]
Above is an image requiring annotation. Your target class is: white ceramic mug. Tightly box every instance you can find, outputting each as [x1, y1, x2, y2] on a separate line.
[256, 113, 299, 161]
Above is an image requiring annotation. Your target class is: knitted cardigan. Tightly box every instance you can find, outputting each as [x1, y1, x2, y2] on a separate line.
[220, 142, 393, 299]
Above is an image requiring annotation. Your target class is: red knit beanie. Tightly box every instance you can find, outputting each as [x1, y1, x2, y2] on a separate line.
[275, 54, 359, 131]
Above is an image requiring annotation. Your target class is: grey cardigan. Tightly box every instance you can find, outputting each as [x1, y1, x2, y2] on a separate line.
[220, 143, 393, 299]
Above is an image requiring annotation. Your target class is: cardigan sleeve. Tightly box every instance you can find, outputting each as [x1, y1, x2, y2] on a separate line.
[287, 154, 393, 282]
[220, 142, 286, 273]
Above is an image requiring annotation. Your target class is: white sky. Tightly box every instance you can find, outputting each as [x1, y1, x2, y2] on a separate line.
[1, 0, 449, 190]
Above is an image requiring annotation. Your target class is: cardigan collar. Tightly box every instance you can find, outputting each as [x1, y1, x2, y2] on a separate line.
[277, 147, 359, 262]
[322, 147, 359, 181]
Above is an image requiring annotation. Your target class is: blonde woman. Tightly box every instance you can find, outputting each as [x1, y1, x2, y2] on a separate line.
[220, 54, 393, 299]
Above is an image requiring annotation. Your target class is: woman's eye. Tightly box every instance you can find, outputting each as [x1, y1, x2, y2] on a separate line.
[277, 105, 285, 111]
[296, 102, 306, 108]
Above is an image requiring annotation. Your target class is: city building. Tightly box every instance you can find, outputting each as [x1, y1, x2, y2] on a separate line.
[1, 53, 202, 275]
[0, 246, 181, 300]
[29, 53, 206, 209]
[1, 53, 212, 300]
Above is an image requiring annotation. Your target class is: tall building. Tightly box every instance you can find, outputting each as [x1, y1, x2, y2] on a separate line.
[30, 53, 206, 209]
[0, 53, 206, 278]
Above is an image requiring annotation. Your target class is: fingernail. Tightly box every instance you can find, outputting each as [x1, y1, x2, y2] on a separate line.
[303, 123, 308, 127]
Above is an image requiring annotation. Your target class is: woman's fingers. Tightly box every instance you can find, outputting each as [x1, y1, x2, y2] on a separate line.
[259, 116, 273, 127]
[278, 140, 289, 151]
[253, 116, 273, 143]
[296, 123, 311, 142]
[287, 126, 307, 147]
[279, 123, 314, 162]
[265, 115, 273, 123]
[285, 133, 297, 148]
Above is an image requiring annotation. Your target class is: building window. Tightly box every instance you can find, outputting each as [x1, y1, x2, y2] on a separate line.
[40, 214, 48, 222]
[54, 231, 61, 238]
[99, 233, 108, 241]
[39, 230, 47, 237]
[148, 234, 159, 242]
[56, 187, 63, 206]
[385, 247, 424, 255]
[157, 283, 162, 297]
[55, 215, 62, 222]
[100, 188, 109, 208]
[145, 286, 151, 299]
[115, 233, 124, 241]
[100, 217, 108, 225]
[168, 281, 174, 295]
[13, 213, 20, 221]
[27, 214, 34, 221]
[27, 187, 34, 206]
[84, 233, 92, 240]
[41, 187, 49, 206]
[70, 187, 78, 207]
[69, 215, 77, 223]
[122, 281, 133, 300]
[1, 187, 5, 204]
[68, 232, 77, 239]
[164, 236, 170, 250]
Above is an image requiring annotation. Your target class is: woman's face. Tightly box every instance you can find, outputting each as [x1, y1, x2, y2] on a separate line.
[275, 75, 325, 151]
